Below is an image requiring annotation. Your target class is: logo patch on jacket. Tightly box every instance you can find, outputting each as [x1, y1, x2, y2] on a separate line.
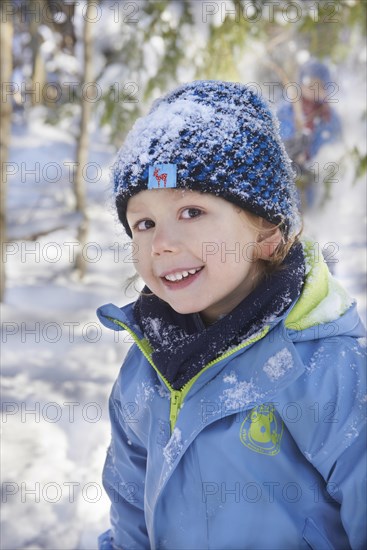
[240, 404, 283, 456]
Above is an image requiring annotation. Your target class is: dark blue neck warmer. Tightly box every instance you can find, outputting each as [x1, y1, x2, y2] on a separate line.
[133, 242, 305, 390]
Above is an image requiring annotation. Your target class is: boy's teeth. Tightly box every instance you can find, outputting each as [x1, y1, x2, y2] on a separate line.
[164, 268, 201, 281]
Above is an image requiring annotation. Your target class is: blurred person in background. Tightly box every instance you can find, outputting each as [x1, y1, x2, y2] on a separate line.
[277, 58, 342, 210]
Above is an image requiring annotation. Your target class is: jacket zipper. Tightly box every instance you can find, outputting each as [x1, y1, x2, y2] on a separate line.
[169, 391, 182, 429]
[107, 317, 180, 431]
[107, 316, 269, 433]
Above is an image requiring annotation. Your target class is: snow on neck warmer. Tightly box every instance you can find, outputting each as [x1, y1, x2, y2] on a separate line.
[133, 242, 305, 390]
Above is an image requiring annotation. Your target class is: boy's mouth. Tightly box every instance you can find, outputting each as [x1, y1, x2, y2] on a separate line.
[163, 266, 203, 282]
[160, 266, 204, 288]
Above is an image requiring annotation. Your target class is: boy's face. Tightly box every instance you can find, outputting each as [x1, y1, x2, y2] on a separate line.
[126, 189, 261, 324]
[301, 77, 327, 103]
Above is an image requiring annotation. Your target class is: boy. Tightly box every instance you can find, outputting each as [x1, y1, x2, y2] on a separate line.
[98, 81, 366, 549]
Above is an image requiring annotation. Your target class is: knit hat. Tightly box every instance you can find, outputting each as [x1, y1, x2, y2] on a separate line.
[299, 58, 331, 86]
[113, 80, 301, 238]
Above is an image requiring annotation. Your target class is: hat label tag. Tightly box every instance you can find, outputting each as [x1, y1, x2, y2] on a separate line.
[148, 164, 177, 189]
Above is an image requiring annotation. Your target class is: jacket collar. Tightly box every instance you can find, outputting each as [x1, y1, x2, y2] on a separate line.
[96, 302, 143, 337]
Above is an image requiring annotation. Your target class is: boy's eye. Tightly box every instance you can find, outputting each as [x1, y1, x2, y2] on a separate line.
[133, 219, 155, 231]
[181, 207, 203, 219]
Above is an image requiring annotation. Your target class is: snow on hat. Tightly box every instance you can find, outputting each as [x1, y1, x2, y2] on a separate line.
[113, 80, 301, 238]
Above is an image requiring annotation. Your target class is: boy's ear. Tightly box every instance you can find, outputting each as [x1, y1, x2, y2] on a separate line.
[256, 226, 282, 260]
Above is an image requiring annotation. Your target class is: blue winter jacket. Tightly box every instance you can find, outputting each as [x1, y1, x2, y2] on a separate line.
[97, 248, 366, 550]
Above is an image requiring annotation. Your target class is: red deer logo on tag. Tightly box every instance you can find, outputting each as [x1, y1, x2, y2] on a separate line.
[153, 168, 168, 188]
[148, 164, 177, 189]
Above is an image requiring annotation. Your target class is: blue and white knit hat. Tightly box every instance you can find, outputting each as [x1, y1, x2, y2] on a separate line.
[114, 80, 301, 238]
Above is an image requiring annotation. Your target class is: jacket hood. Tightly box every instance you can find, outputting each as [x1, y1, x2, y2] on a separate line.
[284, 240, 364, 340]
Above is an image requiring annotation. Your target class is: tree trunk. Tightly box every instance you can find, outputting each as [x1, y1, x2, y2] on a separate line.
[0, 17, 13, 302]
[29, 0, 46, 107]
[73, 0, 94, 278]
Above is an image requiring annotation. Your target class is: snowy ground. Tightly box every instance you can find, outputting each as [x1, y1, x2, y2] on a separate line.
[1, 103, 366, 549]
[1, 114, 136, 550]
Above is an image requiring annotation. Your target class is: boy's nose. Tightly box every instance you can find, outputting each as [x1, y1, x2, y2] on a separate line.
[151, 225, 180, 256]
